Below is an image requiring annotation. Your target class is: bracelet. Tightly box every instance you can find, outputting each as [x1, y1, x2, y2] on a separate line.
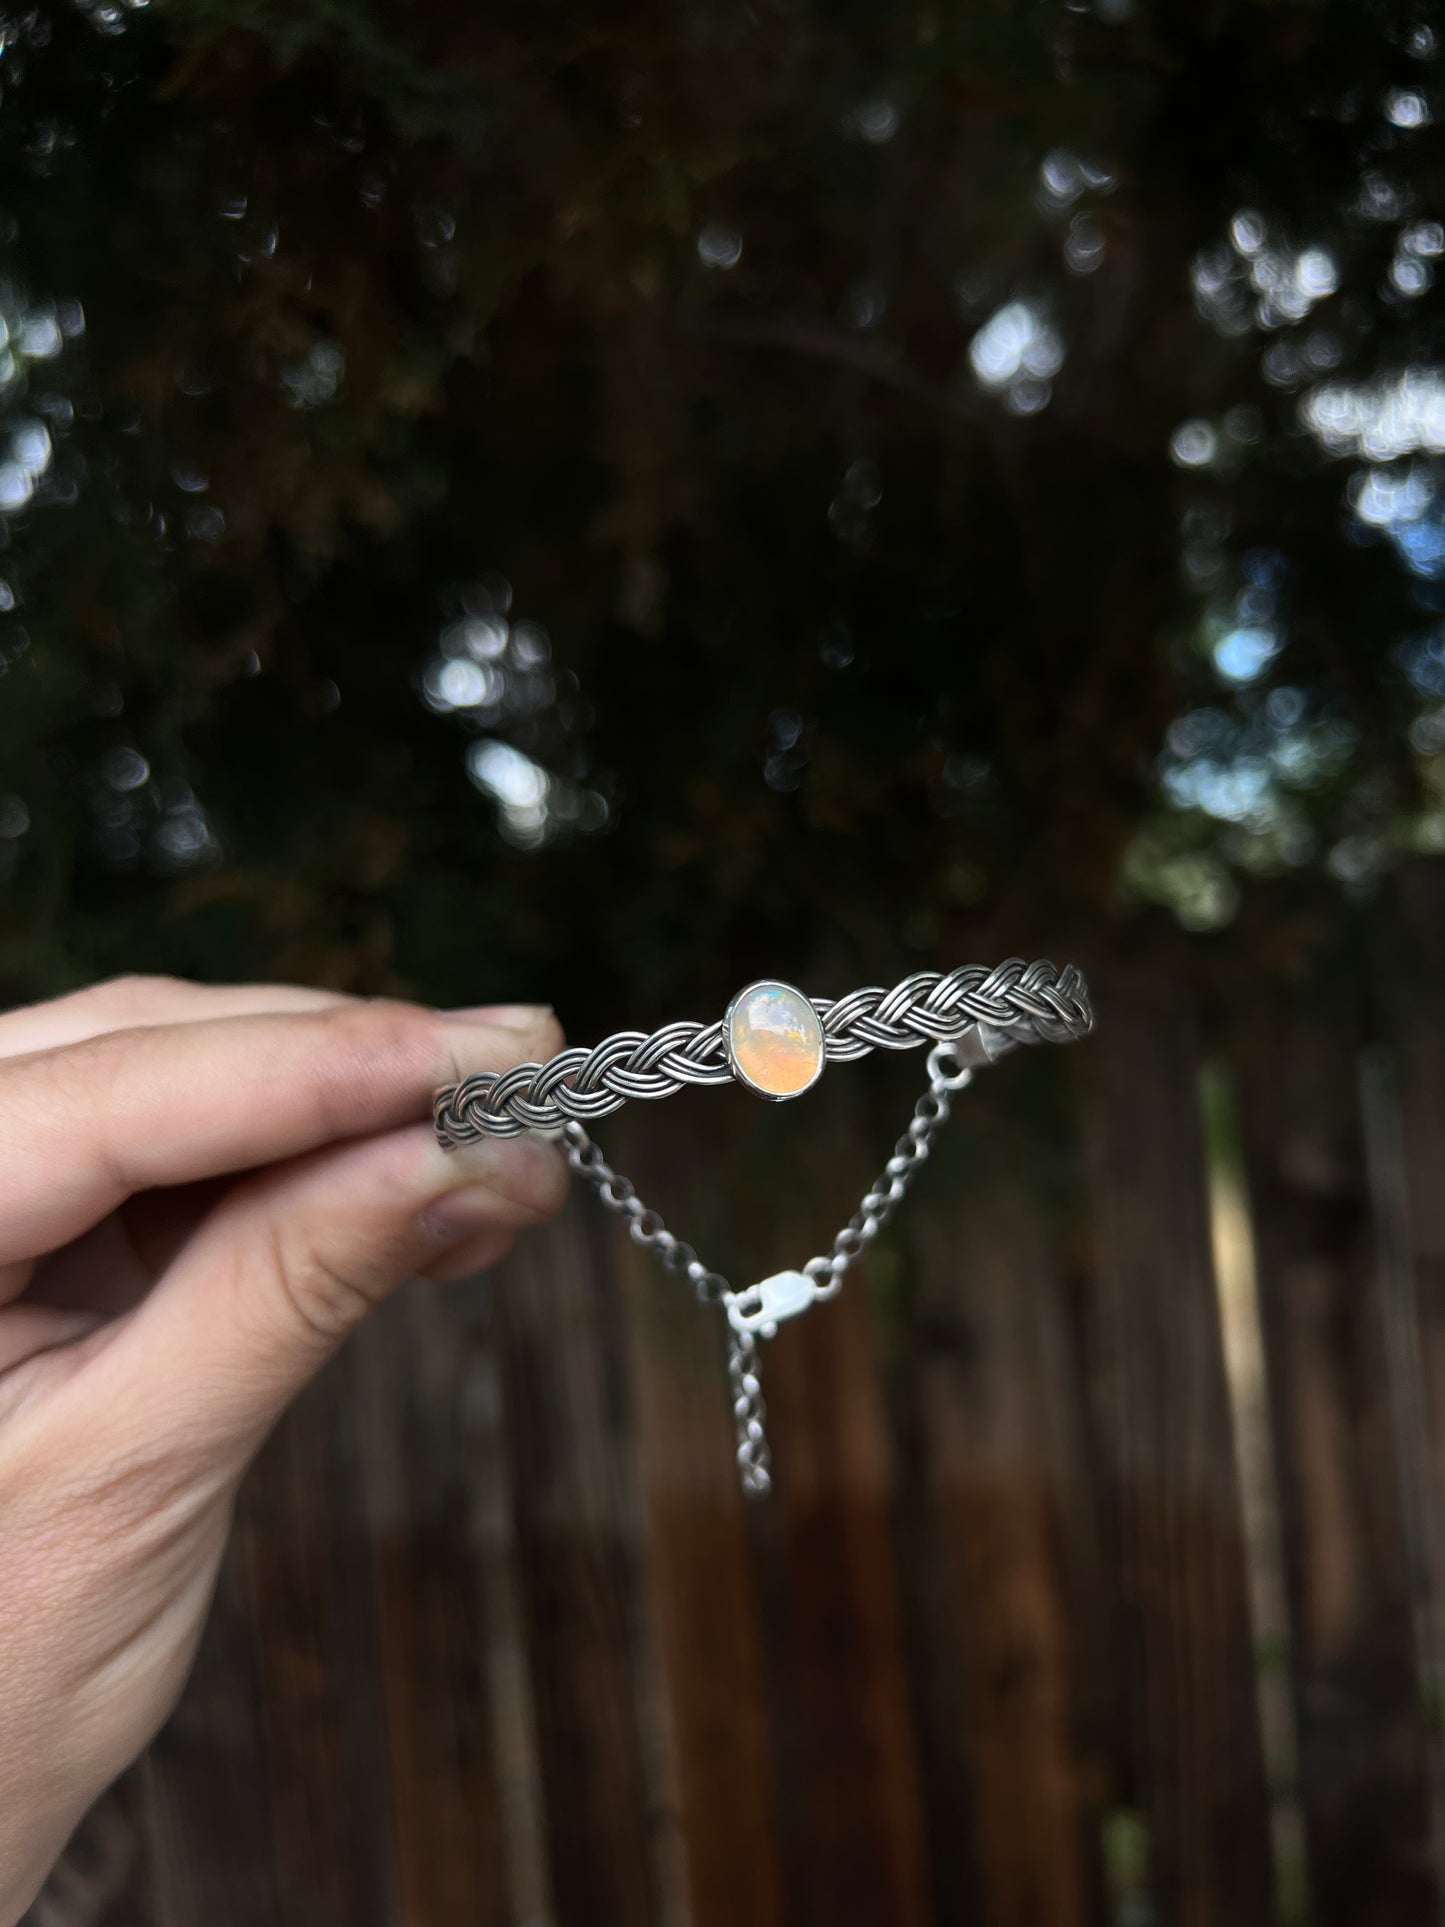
[434, 959, 1094, 1497]
[434, 959, 1092, 1142]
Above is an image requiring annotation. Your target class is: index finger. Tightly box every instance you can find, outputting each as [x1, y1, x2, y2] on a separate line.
[0, 1000, 560, 1266]
[0, 975, 355, 1060]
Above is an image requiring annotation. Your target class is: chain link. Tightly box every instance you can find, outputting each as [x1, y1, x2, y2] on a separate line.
[562, 1041, 970, 1495]
[463, 965, 1094, 1496]
[727, 1327, 772, 1497]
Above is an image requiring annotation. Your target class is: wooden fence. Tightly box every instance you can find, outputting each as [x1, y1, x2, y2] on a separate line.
[26, 905, 1445, 1927]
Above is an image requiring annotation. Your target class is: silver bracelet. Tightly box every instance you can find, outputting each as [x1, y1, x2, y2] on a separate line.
[434, 959, 1094, 1497]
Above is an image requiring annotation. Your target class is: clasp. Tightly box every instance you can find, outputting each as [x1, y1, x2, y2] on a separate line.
[725, 1268, 820, 1340]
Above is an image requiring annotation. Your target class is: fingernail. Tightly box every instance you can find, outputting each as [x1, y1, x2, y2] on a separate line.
[420, 1138, 566, 1240]
[439, 1002, 553, 1032]
[421, 1185, 513, 1240]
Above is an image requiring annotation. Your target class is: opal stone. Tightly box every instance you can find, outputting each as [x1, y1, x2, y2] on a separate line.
[727, 980, 825, 1098]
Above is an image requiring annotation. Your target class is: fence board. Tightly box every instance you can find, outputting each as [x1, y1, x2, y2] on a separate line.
[23, 1773, 154, 1927]
[1381, 863, 1445, 1919]
[492, 1199, 663, 1927]
[612, 1109, 787, 1927]
[1082, 982, 1274, 1926]
[903, 1143, 1108, 1927]
[760, 1260, 933, 1927]
[132, 1525, 279, 1926]
[614, 1089, 932, 1927]
[1235, 1004, 1432, 1925]
[352, 1280, 510, 1925]
[244, 1362, 391, 1927]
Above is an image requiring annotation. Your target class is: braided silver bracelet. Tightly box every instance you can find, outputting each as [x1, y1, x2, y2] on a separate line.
[434, 959, 1094, 1497]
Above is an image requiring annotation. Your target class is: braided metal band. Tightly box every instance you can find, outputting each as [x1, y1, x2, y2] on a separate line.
[434, 958, 1093, 1145]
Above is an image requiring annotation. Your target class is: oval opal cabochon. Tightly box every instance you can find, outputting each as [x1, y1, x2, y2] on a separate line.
[727, 981, 825, 1098]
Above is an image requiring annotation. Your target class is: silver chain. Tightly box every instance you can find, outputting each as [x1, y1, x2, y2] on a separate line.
[438, 959, 1094, 1495]
[562, 1042, 972, 1496]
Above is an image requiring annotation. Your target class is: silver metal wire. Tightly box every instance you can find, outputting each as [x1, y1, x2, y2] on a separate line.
[434, 957, 1092, 1143]
[439, 960, 1094, 1497]
[561, 1041, 976, 1497]
[559, 1119, 774, 1492]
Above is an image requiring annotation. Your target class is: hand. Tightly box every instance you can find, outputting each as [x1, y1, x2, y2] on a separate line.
[0, 977, 566, 1922]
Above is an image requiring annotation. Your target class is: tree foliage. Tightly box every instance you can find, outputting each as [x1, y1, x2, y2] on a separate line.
[0, 0, 1441, 1020]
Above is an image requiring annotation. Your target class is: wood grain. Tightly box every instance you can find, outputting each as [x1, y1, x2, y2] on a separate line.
[1081, 981, 1274, 1927]
[492, 1199, 663, 1927]
[902, 1117, 1109, 1927]
[759, 1223, 933, 1927]
[352, 1278, 510, 1926]
[612, 1108, 787, 1927]
[1236, 1002, 1432, 1925]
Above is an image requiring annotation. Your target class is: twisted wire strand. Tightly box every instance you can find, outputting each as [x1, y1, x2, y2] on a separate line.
[434, 957, 1093, 1145]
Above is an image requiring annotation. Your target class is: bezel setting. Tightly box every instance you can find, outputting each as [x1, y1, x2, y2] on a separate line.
[724, 978, 827, 1101]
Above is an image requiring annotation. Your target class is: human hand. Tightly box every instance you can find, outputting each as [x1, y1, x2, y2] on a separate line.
[0, 978, 566, 1922]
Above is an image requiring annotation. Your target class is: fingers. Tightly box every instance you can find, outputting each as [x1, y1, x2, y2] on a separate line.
[0, 999, 560, 1274]
[419, 1225, 517, 1283]
[23, 1177, 515, 1317]
[0, 1304, 102, 1379]
[0, 978, 353, 1301]
[0, 975, 356, 1059]
[97, 1119, 568, 1452]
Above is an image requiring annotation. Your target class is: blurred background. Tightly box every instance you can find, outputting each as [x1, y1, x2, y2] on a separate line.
[8, 0, 1445, 1922]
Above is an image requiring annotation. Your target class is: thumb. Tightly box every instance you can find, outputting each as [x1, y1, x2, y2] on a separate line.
[98, 1118, 568, 1458]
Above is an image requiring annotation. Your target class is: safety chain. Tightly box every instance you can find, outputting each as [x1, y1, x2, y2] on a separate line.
[561, 1041, 973, 1497]
[437, 960, 1094, 1496]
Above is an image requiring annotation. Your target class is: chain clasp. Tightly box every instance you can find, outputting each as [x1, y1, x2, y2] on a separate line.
[725, 1269, 819, 1340]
